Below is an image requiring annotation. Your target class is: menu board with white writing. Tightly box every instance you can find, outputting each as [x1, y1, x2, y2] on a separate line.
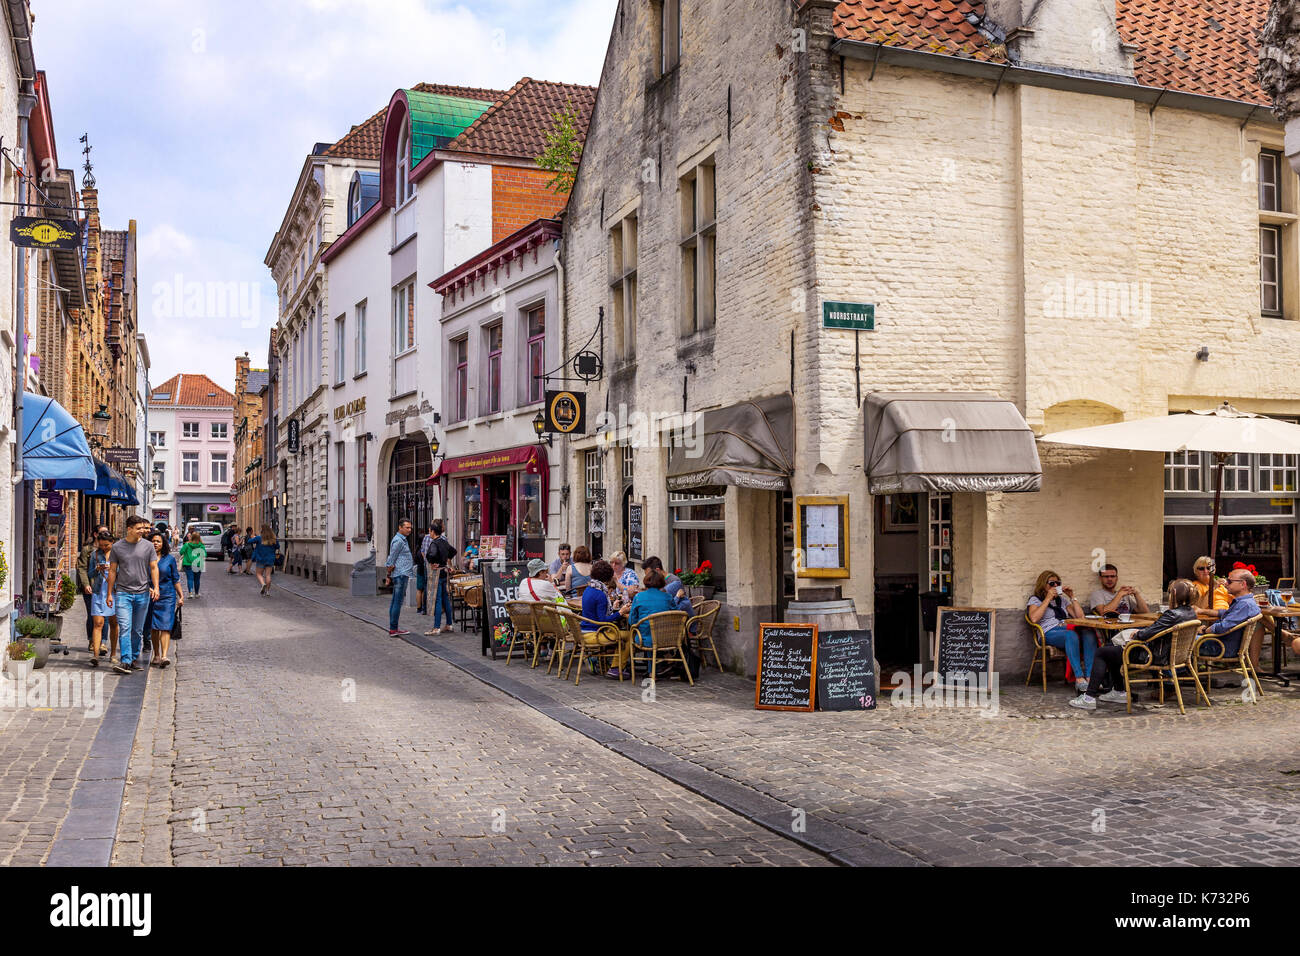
[755, 623, 818, 712]
[935, 607, 995, 684]
[816, 629, 876, 711]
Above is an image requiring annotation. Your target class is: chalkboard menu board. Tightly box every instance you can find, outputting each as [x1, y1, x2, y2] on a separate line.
[481, 560, 529, 659]
[627, 503, 643, 563]
[755, 623, 817, 712]
[505, 524, 517, 562]
[935, 607, 995, 683]
[816, 629, 877, 711]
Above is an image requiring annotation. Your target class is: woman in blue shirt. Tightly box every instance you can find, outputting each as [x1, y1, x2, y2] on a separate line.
[251, 525, 279, 596]
[628, 569, 675, 647]
[147, 532, 183, 668]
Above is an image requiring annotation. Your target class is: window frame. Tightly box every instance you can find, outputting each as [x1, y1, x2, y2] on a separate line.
[392, 281, 416, 357]
[334, 313, 346, 385]
[1261, 223, 1283, 317]
[610, 214, 637, 361]
[660, 0, 681, 75]
[181, 452, 200, 484]
[452, 335, 469, 423]
[149, 430, 165, 448]
[210, 452, 228, 485]
[679, 160, 717, 336]
[211, 422, 227, 440]
[525, 304, 546, 404]
[354, 301, 367, 376]
[485, 322, 503, 415]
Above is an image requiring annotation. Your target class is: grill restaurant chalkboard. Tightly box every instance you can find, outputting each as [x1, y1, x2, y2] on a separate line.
[816, 629, 877, 711]
[935, 607, 995, 684]
[481, 560, 529, 659]
[755, 623, 817, 712]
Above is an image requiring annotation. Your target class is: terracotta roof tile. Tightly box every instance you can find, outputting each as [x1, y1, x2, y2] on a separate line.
[325, 82, 507, 161]
[442, 78, 596, 160]
[833, 1, 1271, 104]
[148, 373, 234, 408]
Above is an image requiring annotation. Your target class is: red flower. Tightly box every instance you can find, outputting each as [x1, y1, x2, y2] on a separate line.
[700, 560, 713, 570]
[1233, 562, 1248, 570]
[674, 568, 682, 575]
[1248, 564, 1258, 574]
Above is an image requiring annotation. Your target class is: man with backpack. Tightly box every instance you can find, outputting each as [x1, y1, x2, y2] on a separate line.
[422, 519, 457, 636]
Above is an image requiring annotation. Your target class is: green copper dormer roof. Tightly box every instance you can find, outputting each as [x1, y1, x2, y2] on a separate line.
[402, 90, 495, 165]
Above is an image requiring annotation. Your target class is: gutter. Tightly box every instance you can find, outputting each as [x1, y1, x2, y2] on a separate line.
[831, 39, 1272, 122]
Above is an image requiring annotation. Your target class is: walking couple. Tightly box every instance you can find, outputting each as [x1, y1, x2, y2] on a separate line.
[384, 518, 456, 637]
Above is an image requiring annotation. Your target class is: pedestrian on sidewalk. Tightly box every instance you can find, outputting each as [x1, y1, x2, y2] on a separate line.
[252, 524, 278, 595]
[87, 531, 118, 668]
[179, 531, 206, 598]
[77, 523, 112, 654]
[242, 527, 256, 574]
[423, 519, 457, 636]
[414, 526, 430, 616]
[107, 515, 160, 674]
[227, 526, 244, 574]
[147, 531, 182, 669]
[385, 518, 415, 637]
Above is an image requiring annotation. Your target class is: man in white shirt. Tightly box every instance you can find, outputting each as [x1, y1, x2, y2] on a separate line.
[521, 559, 563, 603]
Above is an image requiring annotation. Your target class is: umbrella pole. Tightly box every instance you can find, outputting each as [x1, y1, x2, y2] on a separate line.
[1210, 453, 1227, 562]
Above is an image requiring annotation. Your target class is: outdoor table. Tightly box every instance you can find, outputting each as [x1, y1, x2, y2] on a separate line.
[1063, 614, 1158, 635]
[1258, 605, 1300, 687]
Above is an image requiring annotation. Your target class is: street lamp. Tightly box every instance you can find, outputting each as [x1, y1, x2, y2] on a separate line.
[90, 404, 110, 447]
[532, 410, 552, 447]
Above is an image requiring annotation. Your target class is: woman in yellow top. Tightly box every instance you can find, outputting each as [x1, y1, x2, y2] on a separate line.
[1190, 556, 1230, 611]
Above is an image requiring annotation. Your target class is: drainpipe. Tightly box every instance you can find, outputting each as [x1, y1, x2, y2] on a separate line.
[12, 84, 35, 614]
[553, 235, 565, 546]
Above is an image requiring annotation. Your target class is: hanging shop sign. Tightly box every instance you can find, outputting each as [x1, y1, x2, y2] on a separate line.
[103, 447, 139, 466]
[544, 390, 586, 435]
[10, 216, 81, 250]
[287, 419, 300, 454]
[822, 300, 875, 331]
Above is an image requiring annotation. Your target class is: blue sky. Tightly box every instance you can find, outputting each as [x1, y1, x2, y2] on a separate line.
[32, 0, 617, 391]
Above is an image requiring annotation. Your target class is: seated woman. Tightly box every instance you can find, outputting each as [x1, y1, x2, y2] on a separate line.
[558, 545, 594, 594]
[520, 559, 563, 603]
[1190, 556, 1230, 611]
[581, 560, 624, 631]
[628, 569, 675, 647]
[608, 551, 641, 598]
[1070, 578, 1198, 710]
[1026, 569, 1092, 692]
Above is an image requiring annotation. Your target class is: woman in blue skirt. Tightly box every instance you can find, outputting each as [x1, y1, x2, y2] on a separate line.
[147, 531, 183, 668]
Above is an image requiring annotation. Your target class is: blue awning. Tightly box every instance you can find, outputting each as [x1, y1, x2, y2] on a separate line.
[50, 459, 137, 504]
[21, 392, 95, 483]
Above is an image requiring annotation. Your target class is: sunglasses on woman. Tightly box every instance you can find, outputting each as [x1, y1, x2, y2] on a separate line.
[1047, 580, 1061, 587]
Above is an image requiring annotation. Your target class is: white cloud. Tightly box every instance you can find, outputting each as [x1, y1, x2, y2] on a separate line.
[30, 0, 617, 390]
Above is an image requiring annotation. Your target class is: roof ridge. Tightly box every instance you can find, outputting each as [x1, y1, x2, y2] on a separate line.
[442, 77, 532, 153]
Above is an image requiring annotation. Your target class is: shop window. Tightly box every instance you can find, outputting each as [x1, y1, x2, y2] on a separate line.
[928, 493, 953, 595]
[1164, 450, 1202, 493]
[669, 491, 725, 590]
[1219, 454, 1253, 493]
[356, 438, 368, 538]
[610, 214, 637, 361]
[680, 160, 716, 336]
[525, 305, 546, 404]
[1259, 453, 1299, 494]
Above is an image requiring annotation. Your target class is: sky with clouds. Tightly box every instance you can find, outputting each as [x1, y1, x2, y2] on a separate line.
[31, 0, 618, 391]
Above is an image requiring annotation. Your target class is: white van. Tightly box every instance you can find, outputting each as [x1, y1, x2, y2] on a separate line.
[185, 521, 225, 559]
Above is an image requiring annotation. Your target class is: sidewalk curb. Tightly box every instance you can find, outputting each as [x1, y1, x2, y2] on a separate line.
[275, 578, 925, 867]
[46, 653, 152, 867]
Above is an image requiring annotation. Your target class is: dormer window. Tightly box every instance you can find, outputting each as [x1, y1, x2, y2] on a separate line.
[347, 171, 381, 227]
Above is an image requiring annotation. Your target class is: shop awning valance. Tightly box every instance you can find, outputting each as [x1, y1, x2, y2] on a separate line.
[427, 444, 546, 483]
[20, 392, 96, 483]
[666, 394, 794, 494]
[865, 392, 1042, 495]
[51, 459, 137, 504]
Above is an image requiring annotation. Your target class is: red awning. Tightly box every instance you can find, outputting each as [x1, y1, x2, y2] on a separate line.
[427, 444, 544, 483]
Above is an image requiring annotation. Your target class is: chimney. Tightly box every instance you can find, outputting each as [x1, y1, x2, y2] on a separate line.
[984, 0, 1135, 77]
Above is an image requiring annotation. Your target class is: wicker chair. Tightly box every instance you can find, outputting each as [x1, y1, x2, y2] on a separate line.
[503, 600, 540, 666]
[1194, 614, 1265, 703]
[685, 600, 723, 672]
[461, 584, 484, 633]
[534, 603, 572, 674]
[542, 608, 626, 685]
[1121, 619, 1207, 715]
[1025, 613, 1068, 692]
[627, 610, 694, 687]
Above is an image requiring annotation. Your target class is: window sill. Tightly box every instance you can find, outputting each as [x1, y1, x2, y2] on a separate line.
[389, 389, 417, 402]
[353, 371, 368, 381]
[332, 535, 347, 543]
[351, 536, 371, 545]
[333, 380, 346, 390]
[1260, 210, 1298, 226]
[390, 233, 417, 255]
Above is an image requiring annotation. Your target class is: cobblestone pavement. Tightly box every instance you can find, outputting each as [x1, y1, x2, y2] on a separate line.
[149, 570, 823, 865]
[0, 600, 123, 865]
[278, 573, 1300, 866]
[114, 643, 175, 866]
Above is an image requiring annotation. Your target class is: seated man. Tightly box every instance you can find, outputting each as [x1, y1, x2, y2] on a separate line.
[1199, 567, 1260, 657]
[519, 559, 563, 603]
[1088, 563, 1149, 616]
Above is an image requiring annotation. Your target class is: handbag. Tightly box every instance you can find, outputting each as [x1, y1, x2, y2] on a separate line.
[172, 603, 184, 641]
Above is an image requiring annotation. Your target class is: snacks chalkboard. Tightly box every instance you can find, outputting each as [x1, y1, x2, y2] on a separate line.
[816, 629, 876, 711]
[935, 607, 994, 683]
[755, 623, 817, 712]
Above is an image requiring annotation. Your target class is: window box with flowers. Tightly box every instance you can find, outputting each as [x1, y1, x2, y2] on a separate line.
[678, 560, 715, 599]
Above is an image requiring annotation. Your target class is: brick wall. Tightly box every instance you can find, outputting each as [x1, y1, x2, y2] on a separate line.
[491, 166, 568, 242]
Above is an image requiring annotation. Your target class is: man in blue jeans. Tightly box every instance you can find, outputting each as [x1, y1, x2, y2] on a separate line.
[106, 515, 160, 674]
[385, 518, 415, 637]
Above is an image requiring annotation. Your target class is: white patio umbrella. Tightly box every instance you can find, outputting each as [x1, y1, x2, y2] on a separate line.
[1040, 403, 1300, 560]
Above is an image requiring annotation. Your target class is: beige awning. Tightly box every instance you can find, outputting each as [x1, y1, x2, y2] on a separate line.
[865, 392, 1042, 494]
[666, 394, 793, 494]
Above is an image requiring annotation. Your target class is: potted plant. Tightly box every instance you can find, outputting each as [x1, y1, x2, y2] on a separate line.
[14, 616, 55, 669]
[1232, 562, 1271, 595]
[0, 542, 8, 595]
[678, 560, 715, 600]
[6, 641, 35, 682]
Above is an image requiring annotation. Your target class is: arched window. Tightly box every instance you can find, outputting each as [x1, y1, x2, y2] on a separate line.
[396, 119, 412, 206]
[347, 171, 381, 227]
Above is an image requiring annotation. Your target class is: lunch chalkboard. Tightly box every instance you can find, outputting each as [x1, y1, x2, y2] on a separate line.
[755, 623, 817, 712]
[816, 629, 877, 711]
[935, 606, 995, 683]
[481, 560, 529, 659]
